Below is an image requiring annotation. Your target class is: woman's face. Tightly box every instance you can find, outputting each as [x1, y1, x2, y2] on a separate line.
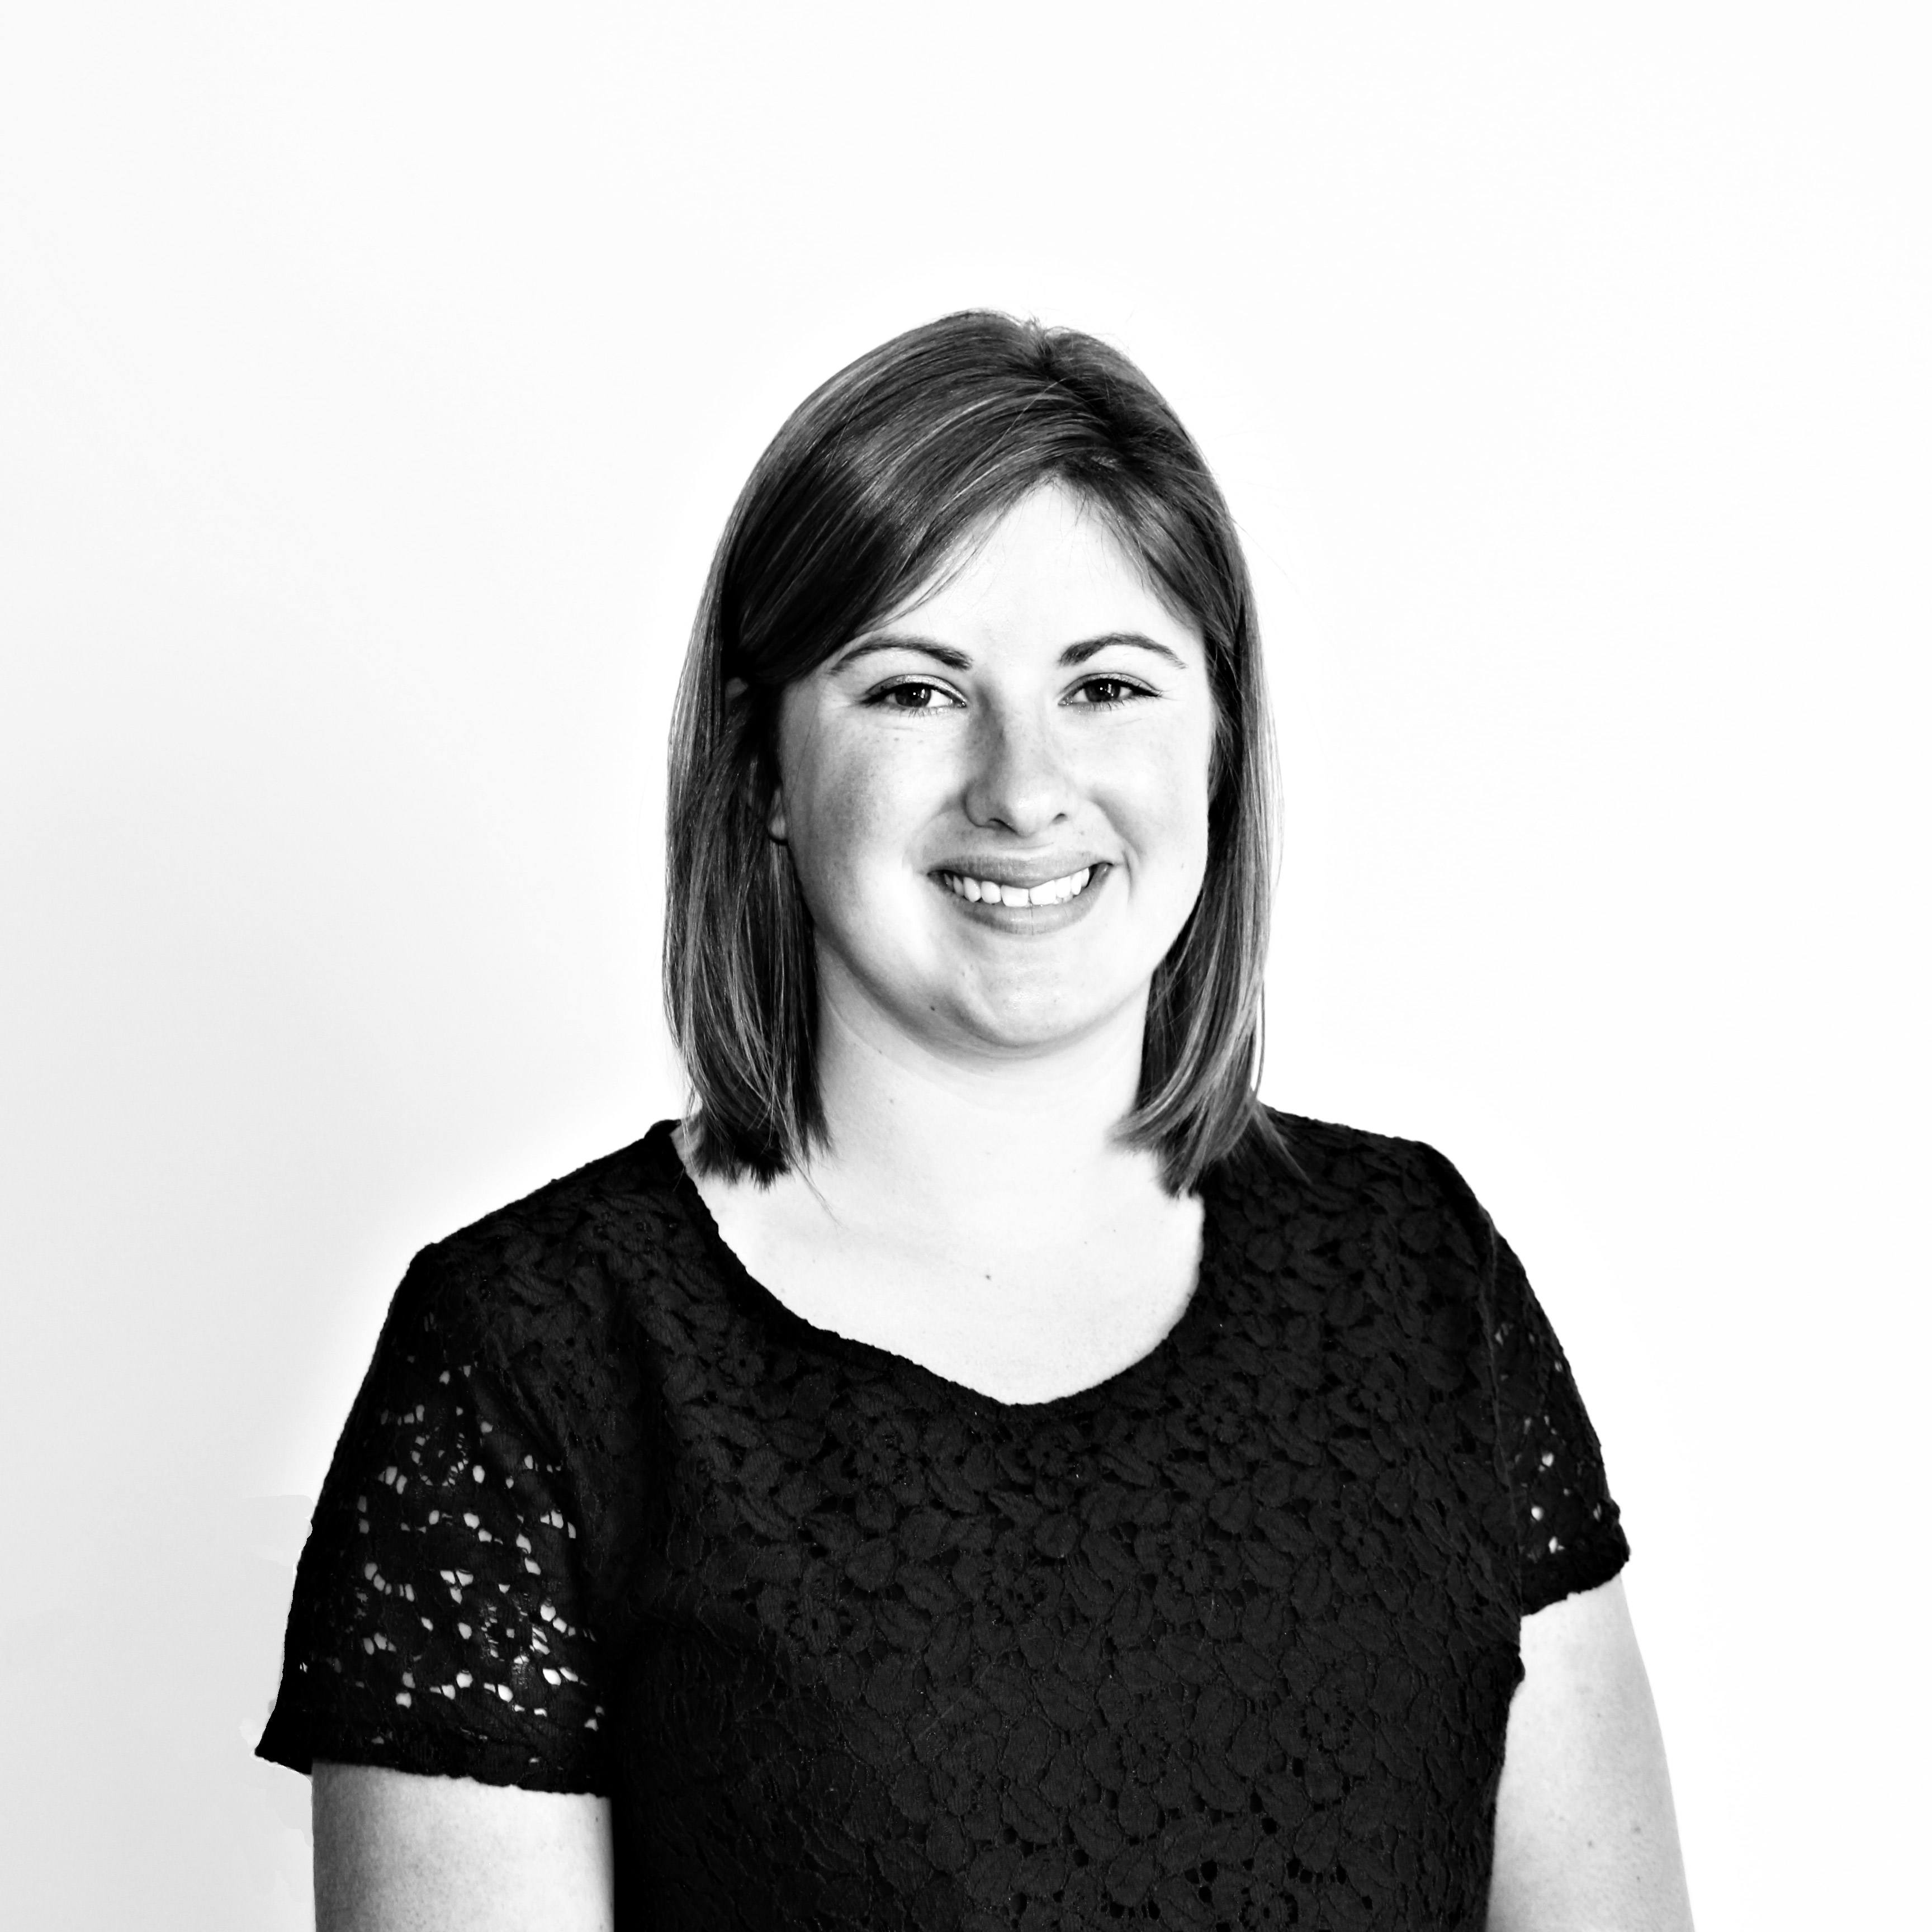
[770, 481, 1216, 1064]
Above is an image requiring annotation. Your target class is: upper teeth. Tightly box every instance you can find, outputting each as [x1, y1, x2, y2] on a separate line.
[943, 866, 1095, 908]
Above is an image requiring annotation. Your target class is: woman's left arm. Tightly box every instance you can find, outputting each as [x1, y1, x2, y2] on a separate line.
[1488, 1575, 1694, 1932]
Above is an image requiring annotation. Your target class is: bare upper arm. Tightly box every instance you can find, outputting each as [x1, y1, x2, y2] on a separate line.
[1488, 1575, 1694, 1932]
[312, 1760, 614, 1932]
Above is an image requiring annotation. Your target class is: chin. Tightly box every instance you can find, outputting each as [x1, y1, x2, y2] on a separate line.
[943, 982, 1140, 1057]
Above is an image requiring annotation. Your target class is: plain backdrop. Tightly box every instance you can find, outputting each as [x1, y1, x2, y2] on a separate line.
[2, 6, 1926, 1926]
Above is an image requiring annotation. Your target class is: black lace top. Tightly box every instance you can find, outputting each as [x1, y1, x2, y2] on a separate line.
[259, 1111, 1628, 1930]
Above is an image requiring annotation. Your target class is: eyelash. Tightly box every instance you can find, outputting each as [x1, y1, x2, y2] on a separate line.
[864, 676, 1154, 712]
[1074, 676, 1152, 709]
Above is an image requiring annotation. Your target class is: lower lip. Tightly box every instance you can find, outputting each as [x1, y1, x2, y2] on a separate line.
[932, 865, 1110, 934]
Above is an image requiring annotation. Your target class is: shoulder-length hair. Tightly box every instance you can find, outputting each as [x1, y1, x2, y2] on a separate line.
[665, 311, 1280, 1194]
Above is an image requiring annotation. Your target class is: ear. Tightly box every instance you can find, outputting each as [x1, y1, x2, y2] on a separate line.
[726, 676, 789, 844]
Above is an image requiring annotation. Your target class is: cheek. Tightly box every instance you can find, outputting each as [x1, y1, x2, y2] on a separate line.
[783, 725, 924, 903]
[1115, 715, 1214, 879]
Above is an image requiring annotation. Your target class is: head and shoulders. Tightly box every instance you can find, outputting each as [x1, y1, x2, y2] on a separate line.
[418, 314, 1480, 1389]
[660, 311, 1283, 1398]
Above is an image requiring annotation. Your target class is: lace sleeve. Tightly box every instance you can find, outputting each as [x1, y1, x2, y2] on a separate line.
[1488, 1230, 1631, 1613]
[257, 1251, 611, 1793]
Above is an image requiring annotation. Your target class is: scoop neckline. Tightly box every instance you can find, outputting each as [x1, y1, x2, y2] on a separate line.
[644, 1119, 1225, 1419]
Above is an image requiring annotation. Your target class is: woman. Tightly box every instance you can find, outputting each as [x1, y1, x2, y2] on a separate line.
[261, 312, 1693, 1930]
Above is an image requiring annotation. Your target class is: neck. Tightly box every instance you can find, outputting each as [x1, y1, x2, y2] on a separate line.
[804, 974, 1164, 1225]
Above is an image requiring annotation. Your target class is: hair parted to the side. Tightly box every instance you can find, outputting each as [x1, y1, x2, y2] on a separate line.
[665, 310, 1282, 1194]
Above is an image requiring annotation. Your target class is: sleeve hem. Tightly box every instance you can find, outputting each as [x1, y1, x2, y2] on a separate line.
[1520, 1533, 1631, 1617]
[255, 1710, 611, 1797]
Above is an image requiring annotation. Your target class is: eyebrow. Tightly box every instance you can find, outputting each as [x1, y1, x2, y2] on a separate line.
[826, 630, 1190, 675]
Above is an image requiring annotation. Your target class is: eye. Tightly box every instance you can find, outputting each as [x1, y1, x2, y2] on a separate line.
[866, 680, 963, 712]
[1069, 675, 1152, 708]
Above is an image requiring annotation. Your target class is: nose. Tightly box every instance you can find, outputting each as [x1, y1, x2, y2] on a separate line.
[962, 699, 1076, 838]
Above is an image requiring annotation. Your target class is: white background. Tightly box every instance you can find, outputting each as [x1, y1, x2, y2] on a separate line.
[3, 7, 1926, 1926]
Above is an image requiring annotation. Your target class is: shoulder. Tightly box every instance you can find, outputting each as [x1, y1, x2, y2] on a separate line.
[396, 1123, 690, 1349]
[1205, 1107, 1507, 1377]
[1216, 1106, 1497, 1262]
[1211, 1110, 1527, 1444]
[425, 1122, 685, 1280]
[373, 1123, 702, 1494]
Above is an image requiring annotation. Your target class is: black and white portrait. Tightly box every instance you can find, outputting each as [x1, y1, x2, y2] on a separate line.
[2, 10, 1924, 1928]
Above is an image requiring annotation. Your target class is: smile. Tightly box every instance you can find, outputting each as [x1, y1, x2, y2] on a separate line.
[940, 866, 1096, 908]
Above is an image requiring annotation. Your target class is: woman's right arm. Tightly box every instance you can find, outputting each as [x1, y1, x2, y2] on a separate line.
[312, 1761, 614, 1932]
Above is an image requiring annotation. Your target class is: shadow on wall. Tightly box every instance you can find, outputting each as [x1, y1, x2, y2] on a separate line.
[0, 1491, 316, 1930]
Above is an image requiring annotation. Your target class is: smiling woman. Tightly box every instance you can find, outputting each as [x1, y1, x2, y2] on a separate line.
[661, 320, 1283, 1201]
[259, 313, 1692, 1930]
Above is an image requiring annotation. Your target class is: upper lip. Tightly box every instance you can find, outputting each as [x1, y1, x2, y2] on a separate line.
[930, 857, 1109, 889]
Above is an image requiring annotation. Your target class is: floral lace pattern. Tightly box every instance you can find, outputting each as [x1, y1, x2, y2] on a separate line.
[262, 1113, 1627, 1930]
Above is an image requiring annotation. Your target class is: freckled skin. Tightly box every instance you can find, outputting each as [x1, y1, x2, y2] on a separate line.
[771, 484, 1216, 1066]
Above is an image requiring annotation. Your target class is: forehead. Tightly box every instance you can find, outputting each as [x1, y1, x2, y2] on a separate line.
[877, 482, 1199, 651]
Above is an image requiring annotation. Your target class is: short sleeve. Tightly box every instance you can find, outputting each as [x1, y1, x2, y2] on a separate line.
[1487, 1230, 1631, 1614]
[257, 1251, 612, 1793]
